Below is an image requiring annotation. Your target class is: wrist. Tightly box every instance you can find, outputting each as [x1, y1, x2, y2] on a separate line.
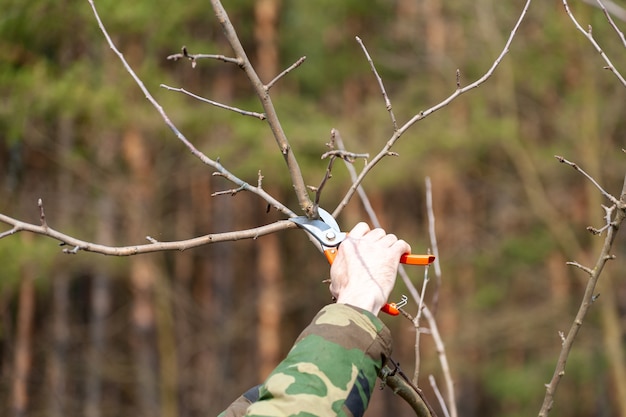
[335, 290, 383, 316]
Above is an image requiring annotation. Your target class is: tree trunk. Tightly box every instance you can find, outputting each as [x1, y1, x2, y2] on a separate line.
[85, 130, 117, 417]
[47, 115, 74, 417]
[254, 0, 281, 82]
[122, 127, 160, 416]
[11, 235, 35, 417]
[257, 228, 282, 379]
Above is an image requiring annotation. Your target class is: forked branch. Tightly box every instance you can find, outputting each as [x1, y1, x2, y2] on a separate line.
[538, 171, 626, 417]
[562, 0, 626, 87]
[333, 0, 532, 216]
[208, 0, 315, 218]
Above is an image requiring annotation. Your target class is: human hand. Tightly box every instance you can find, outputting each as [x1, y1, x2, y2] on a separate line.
[330, 222, 411, 315]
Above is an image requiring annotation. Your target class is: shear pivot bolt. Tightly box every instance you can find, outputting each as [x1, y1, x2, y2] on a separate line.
[326, 231, 336, 241]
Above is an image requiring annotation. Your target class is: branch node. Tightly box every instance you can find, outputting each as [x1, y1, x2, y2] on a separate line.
[146, 236, 158, 244]
[266, 56, 306, 90]
[38, 198, 48, 228]
[63, 245, 81, 255]
[565, 261, 593, 275]
[257, 170, 264, 189]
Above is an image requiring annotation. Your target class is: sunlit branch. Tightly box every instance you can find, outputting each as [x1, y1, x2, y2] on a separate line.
[555, 155, 622, 206]
[166, 46, 241, 67]
[538, 172, 626, 417]
[86, 0, 293, 218]
[209, 0, 315, 218]
[581, 0, 626, 28]
[160, 85, 267, 120]
[332, 129, 457, 417]
[592, 0, 626, 46]
[356, 36, 398, 132]
[562, 0, 626, 87]
[429, 375, 451, 417]
[335, 0, 532, 213]
[412, 266, 431, 386]
[425, 177, 443, 311]
[266, 56, 307, 90]
[0, 210, 297, 256]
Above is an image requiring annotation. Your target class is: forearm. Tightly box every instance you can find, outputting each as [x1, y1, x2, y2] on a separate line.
[220, 303, 392, 417]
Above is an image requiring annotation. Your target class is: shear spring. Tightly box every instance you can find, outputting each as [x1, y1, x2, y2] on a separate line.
[391, 294, 408, 310]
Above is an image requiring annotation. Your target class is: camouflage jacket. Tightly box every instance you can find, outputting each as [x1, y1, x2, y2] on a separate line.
[219, 303, 392, 417]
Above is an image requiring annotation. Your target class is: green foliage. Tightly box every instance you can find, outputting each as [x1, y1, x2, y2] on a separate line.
[0, 236, 57, 292]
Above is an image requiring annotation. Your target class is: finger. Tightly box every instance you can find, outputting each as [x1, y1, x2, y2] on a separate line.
[347, 222, 371, 238]
[362, 227, 386, 241]
[391, 239, 411, 256]
[379, 233, 399, 247]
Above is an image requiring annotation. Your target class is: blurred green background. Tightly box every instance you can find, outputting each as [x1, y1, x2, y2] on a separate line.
[1, 0, 625, 416]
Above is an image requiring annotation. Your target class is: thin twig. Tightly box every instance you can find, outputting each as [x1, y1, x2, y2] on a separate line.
[160, 85, 266, 120]
[333, 129, 457, 417]
[315, 131, 368, 205]
[565, 261, 594, 275]
[209, 0, 315, 218]
[426, 177, 443, 313]
[86, 0, 293, 218]
[562, 0, 626, 87]
[266, 56, 307, 90]
[412, 266, 431, 386]
[166, 46, 241, 67]
[593, 0, 626, 46]
[429, 375, 451, 417]
[538, 175, 626, 417]
[555, 155, 622, 206]
[38, 198, 48, 229]
[321, 150, 369, 163]
[335, 0, 531, 214]
[580, 0, 626, 28]
[356, 36, 398, 131]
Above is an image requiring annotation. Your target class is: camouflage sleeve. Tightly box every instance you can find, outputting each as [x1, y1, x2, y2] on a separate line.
[219, 303, 392, 417]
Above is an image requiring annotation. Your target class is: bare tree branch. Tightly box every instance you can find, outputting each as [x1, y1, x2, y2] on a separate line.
[592, 0, 626, 45]
[425, 177, 443, 312]
[555, 155, 622, 206]
[166, 45, 241, 67]
[334, 0, 532, 215]
[538, 172, 626, 417]
[582, 0, 626, 28]
[0, 209, 297, 256]
[562, 0, 626, 87]
[159, 85, 267, 120]
[411, 267, 431, 386]
[266, 56, 307, 90]
[86, 0, 292, 218]
[1, 1, 303, 257]
[429, 374, 451, 417]
[356, 36, 398, 132]
[333, 129, 457, 417]
[209, 0, 315, 218]
[380, 359, 438, 417]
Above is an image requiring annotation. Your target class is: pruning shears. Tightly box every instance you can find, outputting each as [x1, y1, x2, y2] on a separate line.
[290, 208, 435, 316]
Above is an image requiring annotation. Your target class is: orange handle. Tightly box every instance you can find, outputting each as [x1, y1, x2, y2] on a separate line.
[400, 254, 436, 265]
[325, 249, 435, 266]
[380, 303, 401, 316]
[324, 249, 435, 316]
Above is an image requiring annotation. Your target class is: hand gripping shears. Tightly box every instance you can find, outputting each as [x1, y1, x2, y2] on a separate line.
[290, 208, 435, 315]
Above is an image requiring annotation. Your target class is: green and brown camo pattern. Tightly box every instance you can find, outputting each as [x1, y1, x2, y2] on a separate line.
[219, 303, 392, 417]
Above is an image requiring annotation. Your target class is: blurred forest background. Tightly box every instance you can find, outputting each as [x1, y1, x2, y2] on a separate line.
[1, 0, 625, 416]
